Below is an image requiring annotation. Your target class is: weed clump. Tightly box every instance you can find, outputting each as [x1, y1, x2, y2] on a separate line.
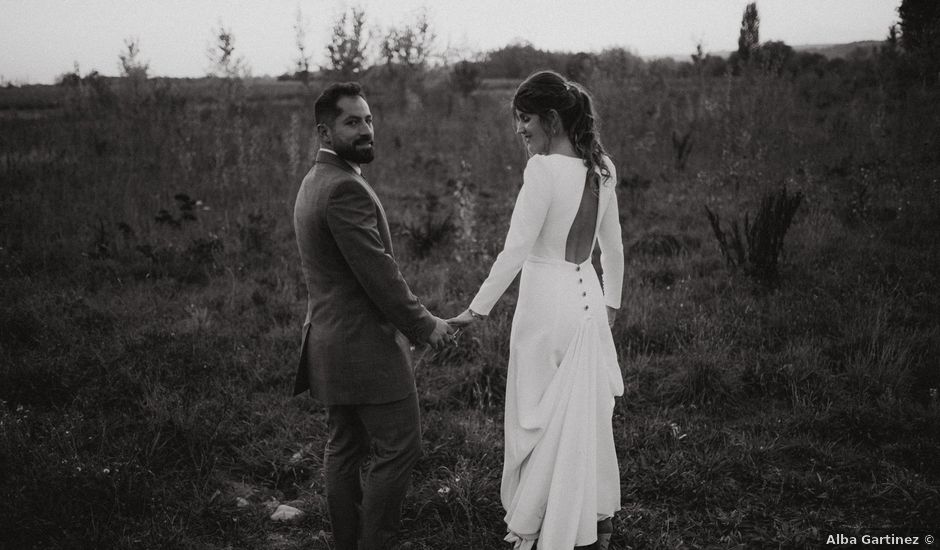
[399, 191, 455, 258]
[705, 186, 803, 283]
[659, 356, 735, 409]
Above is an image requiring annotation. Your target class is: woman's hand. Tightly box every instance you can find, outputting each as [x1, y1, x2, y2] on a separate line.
[606, 306, 617, 328]
[446, 309, 480, 328]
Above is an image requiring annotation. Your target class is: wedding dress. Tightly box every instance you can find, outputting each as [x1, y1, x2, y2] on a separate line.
[469, 154, 625, 549]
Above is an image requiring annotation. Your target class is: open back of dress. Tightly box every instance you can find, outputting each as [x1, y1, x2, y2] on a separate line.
[564, 171, 599, 264]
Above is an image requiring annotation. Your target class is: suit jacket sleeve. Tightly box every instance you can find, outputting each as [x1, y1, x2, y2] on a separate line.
[468, 156, 553, 315]
[326, 178, 437, 344]
[596, 159, 624, 308]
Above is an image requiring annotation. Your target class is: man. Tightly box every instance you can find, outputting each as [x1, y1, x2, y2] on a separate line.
[292, 82, 453, 549]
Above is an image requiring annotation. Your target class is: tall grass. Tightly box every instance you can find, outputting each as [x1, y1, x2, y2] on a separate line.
[1, 68, 939, 548]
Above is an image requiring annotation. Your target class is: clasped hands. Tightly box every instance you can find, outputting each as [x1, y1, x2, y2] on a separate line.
[426, 306, 617, 349]
[425, 309, 481, 350]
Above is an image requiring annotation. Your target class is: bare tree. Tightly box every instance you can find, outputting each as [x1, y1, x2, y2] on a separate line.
[293, 7, 312, 85]
[118, 37, 149, 80]
[206, 22, 248, 78]
[380, 9, 435, 75]
[327, 7, 368, 79]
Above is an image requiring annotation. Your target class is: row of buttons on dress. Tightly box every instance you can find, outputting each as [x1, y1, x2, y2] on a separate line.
[576, 265, 589, 311]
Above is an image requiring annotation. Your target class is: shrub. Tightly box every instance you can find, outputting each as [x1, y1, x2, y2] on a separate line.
[133, 236, 223, 284]
[399, 192, 455, 258]
[237, 211, 276, 259]
[705, 186, 803, 283]
[451, 61, 481, 97]
[672, 128, 694, 171]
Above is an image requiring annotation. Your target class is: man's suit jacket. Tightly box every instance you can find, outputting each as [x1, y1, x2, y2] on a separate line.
[292, 150, 436, 404]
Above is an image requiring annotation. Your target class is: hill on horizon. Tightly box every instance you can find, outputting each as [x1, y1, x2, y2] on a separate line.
[649, 39, 885, 62]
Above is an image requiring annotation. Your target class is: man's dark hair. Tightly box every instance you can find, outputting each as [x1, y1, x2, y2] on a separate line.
[314, 82, 364, 126]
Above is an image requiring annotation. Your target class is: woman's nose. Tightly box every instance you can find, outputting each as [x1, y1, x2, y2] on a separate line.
[515, 121, 524, 134]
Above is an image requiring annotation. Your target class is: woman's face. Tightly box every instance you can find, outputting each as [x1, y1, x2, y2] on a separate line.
[514, 110, 551, 156]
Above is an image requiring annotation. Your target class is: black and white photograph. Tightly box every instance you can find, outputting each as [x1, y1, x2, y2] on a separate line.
[1, 1, 938, 548]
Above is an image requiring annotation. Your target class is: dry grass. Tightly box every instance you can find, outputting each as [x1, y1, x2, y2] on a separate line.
[1, 68, 939, 549]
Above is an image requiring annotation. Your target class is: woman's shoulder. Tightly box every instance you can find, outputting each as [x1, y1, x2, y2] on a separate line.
[524, 154, 551, 170]
[523, 154, 554, 182]
[525, 153, 586, 174]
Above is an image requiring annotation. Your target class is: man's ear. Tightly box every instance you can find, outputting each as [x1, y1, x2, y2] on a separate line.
[316, 123, 331, 146]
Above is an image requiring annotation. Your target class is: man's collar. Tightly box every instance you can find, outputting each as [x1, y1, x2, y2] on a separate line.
[318, 147, 361, 175]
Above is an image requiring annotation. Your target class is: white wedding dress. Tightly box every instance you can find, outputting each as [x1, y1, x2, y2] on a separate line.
[469, 154, 625, 549]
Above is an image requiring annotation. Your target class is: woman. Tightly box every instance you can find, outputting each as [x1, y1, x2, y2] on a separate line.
[448, 71, 624, 550]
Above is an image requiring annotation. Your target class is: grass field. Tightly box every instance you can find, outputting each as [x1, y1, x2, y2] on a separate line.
[1, 69, 939, 549]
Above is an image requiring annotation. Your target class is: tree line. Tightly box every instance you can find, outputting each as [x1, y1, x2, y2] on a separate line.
[54, 1, 938, 91]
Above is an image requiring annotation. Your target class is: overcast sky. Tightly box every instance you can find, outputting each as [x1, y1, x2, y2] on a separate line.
[1, 0, 901, 84]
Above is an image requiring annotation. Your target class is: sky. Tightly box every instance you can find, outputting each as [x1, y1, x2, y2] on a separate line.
[1, 0, 901, 85]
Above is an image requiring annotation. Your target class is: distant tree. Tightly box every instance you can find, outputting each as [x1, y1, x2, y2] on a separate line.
[327, 7, 368, 79]
[691, 43, 729, 78]
[56, 62, 115, 108]
[451, 60, 481, 96]
[886, 23, 900, 52]
[292, 7, 312, 84]
[57, 62, 83, 87]
[595, 47, 645, 80]
[206, 22, 248, 78]
[118, 37, 149, 80]
[648, 57, 680, 80]
[794, 51, 827, 77]
[565, 52, 596, 84]
[876, 24, 908, 84]
[737, 2, 760, 64]
[898, 0, 940, 83]
[755, 40, 796, 76]
[482, 42, 537, 79]
[57, 72, 83, 87]
[482, 41, 567, 79]
[691, 43, 706, 66]
[380, 9, 436, 75]
[704, 56, 728, 78]
[439, 37, 478, 67]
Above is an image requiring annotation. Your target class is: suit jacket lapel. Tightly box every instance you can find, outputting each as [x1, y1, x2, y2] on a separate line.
[316, 150, 395, 255]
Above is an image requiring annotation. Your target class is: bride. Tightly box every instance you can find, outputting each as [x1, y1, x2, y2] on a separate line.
[449, 71, 624, 550]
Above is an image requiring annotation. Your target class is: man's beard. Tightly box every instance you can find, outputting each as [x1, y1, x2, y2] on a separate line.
[334, 139, 375, 164]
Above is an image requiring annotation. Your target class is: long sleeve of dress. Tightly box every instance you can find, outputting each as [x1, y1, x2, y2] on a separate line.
[469, 157, 553, 316]
[597, 163, 624, 309]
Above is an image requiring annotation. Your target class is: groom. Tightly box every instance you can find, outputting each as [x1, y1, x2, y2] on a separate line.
[292, 82, 453, 549]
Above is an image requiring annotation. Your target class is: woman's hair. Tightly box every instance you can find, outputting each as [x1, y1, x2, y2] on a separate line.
[512, 70, 611, 187]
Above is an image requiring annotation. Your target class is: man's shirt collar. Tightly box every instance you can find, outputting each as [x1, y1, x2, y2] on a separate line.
[319, 147, 361, 175]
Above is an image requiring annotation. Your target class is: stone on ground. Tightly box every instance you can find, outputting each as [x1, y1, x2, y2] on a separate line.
[270, 504, 304, 522]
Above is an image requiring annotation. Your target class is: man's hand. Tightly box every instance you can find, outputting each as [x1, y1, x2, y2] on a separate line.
[427, 316, 455, 350]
